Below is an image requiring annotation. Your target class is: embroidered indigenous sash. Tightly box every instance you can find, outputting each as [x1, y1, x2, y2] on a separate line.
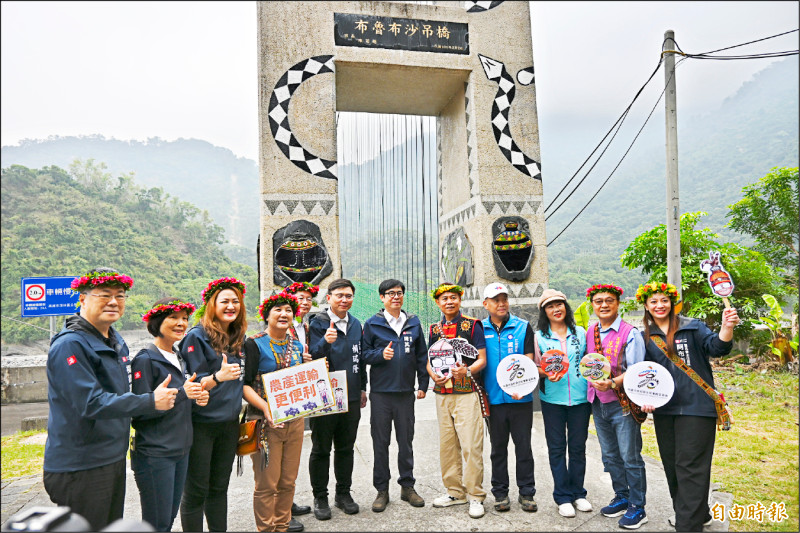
[593, 325, 647, 424]
[651, 336, 733, 431]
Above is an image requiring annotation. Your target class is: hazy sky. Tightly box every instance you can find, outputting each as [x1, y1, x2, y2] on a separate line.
[1, 1, 797, 161]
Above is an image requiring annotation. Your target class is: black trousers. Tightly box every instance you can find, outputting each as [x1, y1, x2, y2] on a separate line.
[488, 402, 536, 499]
[43, 458, 126, 531]
[370, 391, 416, 491]
[309, 405, 361, 498]
[180, 419, 239, 532]
[653, 414, 717, 532]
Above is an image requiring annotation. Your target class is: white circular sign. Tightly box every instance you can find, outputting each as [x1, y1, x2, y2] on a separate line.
[623, 361, 675, 408]
[25, 284, 45, 301]
[496, 354, 539, 398]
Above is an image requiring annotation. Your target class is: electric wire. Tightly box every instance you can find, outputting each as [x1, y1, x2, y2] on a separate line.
[547, 58, 685, 247]
[544, 49, 666, 215]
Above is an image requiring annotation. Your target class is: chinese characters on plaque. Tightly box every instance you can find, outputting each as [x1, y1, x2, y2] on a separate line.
[334, 13, 469, 54]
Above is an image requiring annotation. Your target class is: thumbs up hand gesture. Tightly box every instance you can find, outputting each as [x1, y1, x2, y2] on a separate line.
[183, 372, 204, 400]
[383, 342, 394, 360]
[195, 389, 210, 407]
[302, 345, 312, 363]
[154, 374, 178, 410]
[325, 321, 338, 344]
[216, 353, 241, 382]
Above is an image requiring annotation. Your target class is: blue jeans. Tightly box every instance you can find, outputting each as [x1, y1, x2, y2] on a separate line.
[541, 400, 591, 504]
[131, 451, 190, 532]
[591, 399, 646, 507]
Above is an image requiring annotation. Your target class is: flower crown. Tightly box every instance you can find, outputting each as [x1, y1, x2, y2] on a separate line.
[636, 282, 679, 305]
[71, 271, 134, 292]
[200, 277, 246, 303]
[284, 282, 319, 297]
[431, 283, 463, 300]
[142, 300, 196, 322]
[586, 284, 623, 301]
[258, 292, 299, 321]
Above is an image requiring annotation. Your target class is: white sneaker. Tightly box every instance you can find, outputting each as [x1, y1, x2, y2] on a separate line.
[574, 498, 593, 512]
[559, 502, 576, 517]
[468, 499, 485, 518]
[432, 494, 467, 507]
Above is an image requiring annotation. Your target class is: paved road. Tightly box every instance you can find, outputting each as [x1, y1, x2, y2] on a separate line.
[2, 398, 731, 531]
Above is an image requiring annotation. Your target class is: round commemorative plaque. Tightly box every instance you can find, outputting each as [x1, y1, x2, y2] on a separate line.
[579, 353, 611, 382]
[623, 361, 675, 408]
[496, 354, 539, 397]
[540, 349, 569, 379]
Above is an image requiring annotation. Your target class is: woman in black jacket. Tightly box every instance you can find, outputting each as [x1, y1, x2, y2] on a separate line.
[637, 282, 739, 532]
[131, 298, 209, 531]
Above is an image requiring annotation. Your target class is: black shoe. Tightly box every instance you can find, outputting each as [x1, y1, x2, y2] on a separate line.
[292, 502, 311, 516]
[335, 493, 360, 514]
[313, 496, 331, 520]
[287, 517, 304, 532]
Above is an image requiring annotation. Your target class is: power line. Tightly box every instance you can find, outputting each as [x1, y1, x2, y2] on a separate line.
[544, 29, 798, 246]
[544, 49, 667, 215]
[547, 59, 684, 247]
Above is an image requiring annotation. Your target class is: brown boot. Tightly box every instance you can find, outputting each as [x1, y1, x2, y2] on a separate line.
[401, 486, 425, 507]
[372, 490, 389, 512]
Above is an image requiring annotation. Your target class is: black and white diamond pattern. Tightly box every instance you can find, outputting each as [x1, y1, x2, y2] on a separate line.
[465, 1, 505, 13]
[268, 55, 337, 180]
[478, 54, 542, 180]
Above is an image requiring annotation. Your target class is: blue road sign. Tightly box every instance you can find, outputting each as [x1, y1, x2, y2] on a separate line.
[21, 276, 79, 317]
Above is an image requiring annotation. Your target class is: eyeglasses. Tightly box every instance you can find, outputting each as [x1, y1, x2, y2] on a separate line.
[330, 293, 354, 300]
[592, 298, 617, 306]
[88, 293, 127, 302]
[384, 291, 404, 298]
[295, 296, 313, 303]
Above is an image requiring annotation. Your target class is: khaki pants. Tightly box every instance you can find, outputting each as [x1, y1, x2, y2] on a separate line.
[435, 392, 486, 501]
[251, 418, 304, 532]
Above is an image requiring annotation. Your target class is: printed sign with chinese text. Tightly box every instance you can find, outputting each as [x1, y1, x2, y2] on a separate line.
[334, 13, 469, 54]
[262, 358, 333, 424]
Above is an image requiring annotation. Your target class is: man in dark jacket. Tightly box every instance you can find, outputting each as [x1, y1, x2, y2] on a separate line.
[361, 279, 429, 512]
[308, 278, 367, 520]
[43, 268, 178, 531]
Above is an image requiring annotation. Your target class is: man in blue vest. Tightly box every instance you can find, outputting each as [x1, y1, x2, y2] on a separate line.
[481, 282, 538, 513]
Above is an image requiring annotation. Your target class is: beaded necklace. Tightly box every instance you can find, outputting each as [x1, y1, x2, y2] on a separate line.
[268, 336, 294, 369]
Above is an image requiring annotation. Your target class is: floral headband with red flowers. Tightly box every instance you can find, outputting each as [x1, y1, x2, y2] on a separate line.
[636, 281, 679, 305]
[142, 300, 196, 322]
[586, 284, 624, 301]
[194, 277, 246, 322]
[71, 270, 134, 292]
[200, 277, 246, 304]
[258, 292, 299, 322]
[284, 282, 319, 297]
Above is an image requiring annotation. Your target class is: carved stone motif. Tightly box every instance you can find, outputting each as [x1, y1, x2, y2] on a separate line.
[272, 220, 333, 285]
[492, 216, 534, 281]
[440, 227, 474, 287]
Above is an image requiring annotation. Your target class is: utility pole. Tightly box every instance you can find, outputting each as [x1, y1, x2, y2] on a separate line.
[664, 30, 682, 298]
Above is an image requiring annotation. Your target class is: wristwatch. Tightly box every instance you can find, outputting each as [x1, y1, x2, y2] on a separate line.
[609, 378, 617, 389]
[212, 372, 221, 385]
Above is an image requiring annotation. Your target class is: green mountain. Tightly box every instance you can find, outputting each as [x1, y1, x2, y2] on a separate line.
[0, 164, 258, 344]
[0, 136, 260, 259]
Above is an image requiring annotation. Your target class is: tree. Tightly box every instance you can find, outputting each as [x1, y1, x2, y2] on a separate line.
[727, 167, 799, 293]
[620, 212, 784, 338]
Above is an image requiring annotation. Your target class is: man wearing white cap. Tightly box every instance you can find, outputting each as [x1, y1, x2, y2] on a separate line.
[481, 283, 538, 513]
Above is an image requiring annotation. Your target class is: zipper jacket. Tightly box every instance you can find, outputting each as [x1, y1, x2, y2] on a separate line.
[178, 325, 244, 423]
[535, 325, 589, 406]
[45, 315, 156, 473]
[362, 310, 430, 393]
[308, 310, 367, 402]
[644, 316, 732, 418]
[130, 344, 194, 457]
